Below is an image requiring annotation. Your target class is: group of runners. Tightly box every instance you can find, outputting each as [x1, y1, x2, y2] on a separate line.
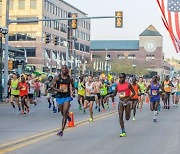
[7, 65, 180, 137]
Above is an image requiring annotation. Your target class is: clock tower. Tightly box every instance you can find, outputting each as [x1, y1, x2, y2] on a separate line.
[138, 25, 164, 70]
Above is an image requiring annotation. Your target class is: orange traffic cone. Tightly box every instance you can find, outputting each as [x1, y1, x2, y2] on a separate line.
[68, 112, 75, 127]
[145, 96, 149, 104]
[112, 102, 116, 108]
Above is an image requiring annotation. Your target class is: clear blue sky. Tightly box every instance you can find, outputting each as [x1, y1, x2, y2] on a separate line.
[65, 0, 180, 59]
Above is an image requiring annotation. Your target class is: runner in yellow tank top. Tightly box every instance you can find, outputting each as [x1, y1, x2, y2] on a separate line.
[9, 73, 21, 112]
[77, 76, 85, 111]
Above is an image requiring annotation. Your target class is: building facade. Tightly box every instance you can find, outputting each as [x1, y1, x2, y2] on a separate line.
[91, 25, 165, 75]
[0, 0, 91, 71]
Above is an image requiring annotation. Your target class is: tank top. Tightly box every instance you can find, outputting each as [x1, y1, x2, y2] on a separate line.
[100, 84, 108, 96]
[117, 82, 130, 98]
[56, 75, 71, 98]
[138, 82, 146, 93]
[172, 81, 178, 93]
[78, 82, 85, 96]
[150, 83, 160, 97]
[86, 82, 94, 96]
[19, 82, 28, 96]
[131, 84, 139, 99]
[11, 79, 20, 95]
[164, 80, 171, 92]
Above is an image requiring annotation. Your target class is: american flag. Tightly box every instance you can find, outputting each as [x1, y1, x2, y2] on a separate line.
[156, 0, 180, 53]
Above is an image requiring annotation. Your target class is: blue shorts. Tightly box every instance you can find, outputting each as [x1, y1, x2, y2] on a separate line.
[150, 96, 160, 103]
[56, 97, 73, 105]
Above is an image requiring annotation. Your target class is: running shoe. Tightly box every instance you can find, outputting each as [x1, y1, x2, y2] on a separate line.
[133, 117, 135, 121]
[95, 105, 98, 110]
[67, 115, 71, 122]
[26, 107, 30, 113]
[79, 105, 82, 110]
[57, 130, 63, 137]
[154, 119, 157, 122]
[53, 109, 57, 113]
[139, 108, 142, 111]
[119, 132, 126, 137]
[167, 106, 170, 109]
[98, 107, 101, 112]
[53, 106, 55, 112]
[83, 109, 86, 114]
[58, 108, 60, 112]
[89, 118, 93, 122]
[107, 104, 110, 109]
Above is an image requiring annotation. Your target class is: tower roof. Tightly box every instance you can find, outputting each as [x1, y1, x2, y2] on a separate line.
[139, 25, 162, 36]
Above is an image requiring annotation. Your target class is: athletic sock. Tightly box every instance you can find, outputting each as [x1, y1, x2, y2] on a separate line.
[154, 111, 157, 119]
[122, 128, 126, 133]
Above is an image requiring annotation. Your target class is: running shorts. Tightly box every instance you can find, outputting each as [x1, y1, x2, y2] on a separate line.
[85, 96, 95, 102]
[56, 97, 73, 105]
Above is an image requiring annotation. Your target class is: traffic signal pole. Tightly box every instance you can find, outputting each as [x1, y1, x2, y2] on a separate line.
[0, 33, 3, 101]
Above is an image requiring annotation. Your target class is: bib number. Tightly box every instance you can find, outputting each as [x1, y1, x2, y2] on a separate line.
[59, 84, 68, 93]
[119, 92, 125, 98]
[152, 90, 157, 96]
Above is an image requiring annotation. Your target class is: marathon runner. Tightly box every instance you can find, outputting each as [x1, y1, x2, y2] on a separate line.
[77, 76, 85, 111]
[19, 75, 29, 114]
[131, 77, 140, 121]
[94, 76, 102, 112]
[53, 65, 75, 137]
[112, 73, 135, 137]
[100, 79, 108, 111]
[9, 73, 21, 112]
[146, 76, 164, 122]
[109, 78, 117, 107]
[171, 77, 178, 107]
[138, 77, 146, 111]
[84, 75, 96, 122]
[162, 75, 173, 109]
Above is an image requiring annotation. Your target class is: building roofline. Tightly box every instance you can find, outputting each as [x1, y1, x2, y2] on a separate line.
[60, 0, 87, 15]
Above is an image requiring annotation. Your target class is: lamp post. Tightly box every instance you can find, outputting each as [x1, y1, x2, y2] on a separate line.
[105, 48, 110, 75]
[132, 64, 136, 76]
[0, 26, 8, 102]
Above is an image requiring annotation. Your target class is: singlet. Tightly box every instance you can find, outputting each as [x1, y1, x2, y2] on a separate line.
[164, 80, 171, 92]
[172, 81, 178, 93]
[19, 82, 28, 96]
[150, 83, 160, 99]
[46, 80, 54, 94]
[78, 82, 85, 96]
[109, 83, 117, 93]
[131, 84, 139, 99]
[138, 82, 146, 93]
[28, 80, 34, 94]
[117, 82, 130, 98]
[11, 79, 20, 95]
[86, 82, 94, 97]
[56, 75, 71, 98]
[100, 84, 108, 96]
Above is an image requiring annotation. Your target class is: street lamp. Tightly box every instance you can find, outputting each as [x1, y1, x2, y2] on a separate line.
[105, 48, 110, 75]
[132, 64, 136, 76]
[0, 26, 8, 102]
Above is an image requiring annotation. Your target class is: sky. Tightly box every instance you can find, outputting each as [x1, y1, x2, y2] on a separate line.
[65, 0, 180, 59]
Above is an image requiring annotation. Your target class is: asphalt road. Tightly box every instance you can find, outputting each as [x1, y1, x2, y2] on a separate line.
[0, 96, 180, 154]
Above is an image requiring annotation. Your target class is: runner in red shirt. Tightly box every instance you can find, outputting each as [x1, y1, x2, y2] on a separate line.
[19, 75, 29, 114]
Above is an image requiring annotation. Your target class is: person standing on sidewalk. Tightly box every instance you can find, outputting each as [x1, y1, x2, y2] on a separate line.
[53, 65, 75, 137]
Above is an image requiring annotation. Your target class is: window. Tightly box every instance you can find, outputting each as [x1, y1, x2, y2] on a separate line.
[9, 33, 36, 41]
[30, 0, 37, 9]
[92, 55, 101, 58]
[128, 54, 136, 59]
[146, 55, 155, 61]
[117, 54, 125, 59]
[10, 0, 14, 10]
[26, 48, 36, 57]
[18, 0, 25, 9]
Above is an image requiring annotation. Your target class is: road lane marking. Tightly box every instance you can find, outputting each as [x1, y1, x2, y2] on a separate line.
[0, 110, 118, 153]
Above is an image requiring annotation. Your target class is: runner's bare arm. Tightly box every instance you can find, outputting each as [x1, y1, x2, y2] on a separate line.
[70, 77, 75, 94]
[127, 84, 135, 100]
[52, 76, 59, 92]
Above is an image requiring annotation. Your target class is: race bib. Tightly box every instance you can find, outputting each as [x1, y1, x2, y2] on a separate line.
[152, 90, 157, 96]
[21, 86, 26, 91]
[78, 87, 82, 90]
[59, 84, 68, 92]
[112, 86, 116, 91]
[119, 92, 125, 98]
[86, 89, 91, 94]
[165, 84, 169, 88]
[12, 86, 17, 90]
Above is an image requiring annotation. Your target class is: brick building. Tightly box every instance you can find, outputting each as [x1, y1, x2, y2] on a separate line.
[0, 0, 91, 71]
[91, 25, 165, 75]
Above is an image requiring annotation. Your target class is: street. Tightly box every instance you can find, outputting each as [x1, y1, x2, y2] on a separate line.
[0, 96, 180, 154]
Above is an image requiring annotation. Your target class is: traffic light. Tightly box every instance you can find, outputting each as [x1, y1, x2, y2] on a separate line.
[53, 36, 58, 45]
[71, 13, 78, 29]
[8, 60, 13, 70]
[115, 11, 123, 28]
[45, 34, 50, 44]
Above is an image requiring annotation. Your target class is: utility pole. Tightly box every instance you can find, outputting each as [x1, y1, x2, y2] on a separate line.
[0, 30, 3, 102]
[4, 0, 10, 98]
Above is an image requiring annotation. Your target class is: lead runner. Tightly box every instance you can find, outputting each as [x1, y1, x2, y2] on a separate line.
[53, 65, 75, 137]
